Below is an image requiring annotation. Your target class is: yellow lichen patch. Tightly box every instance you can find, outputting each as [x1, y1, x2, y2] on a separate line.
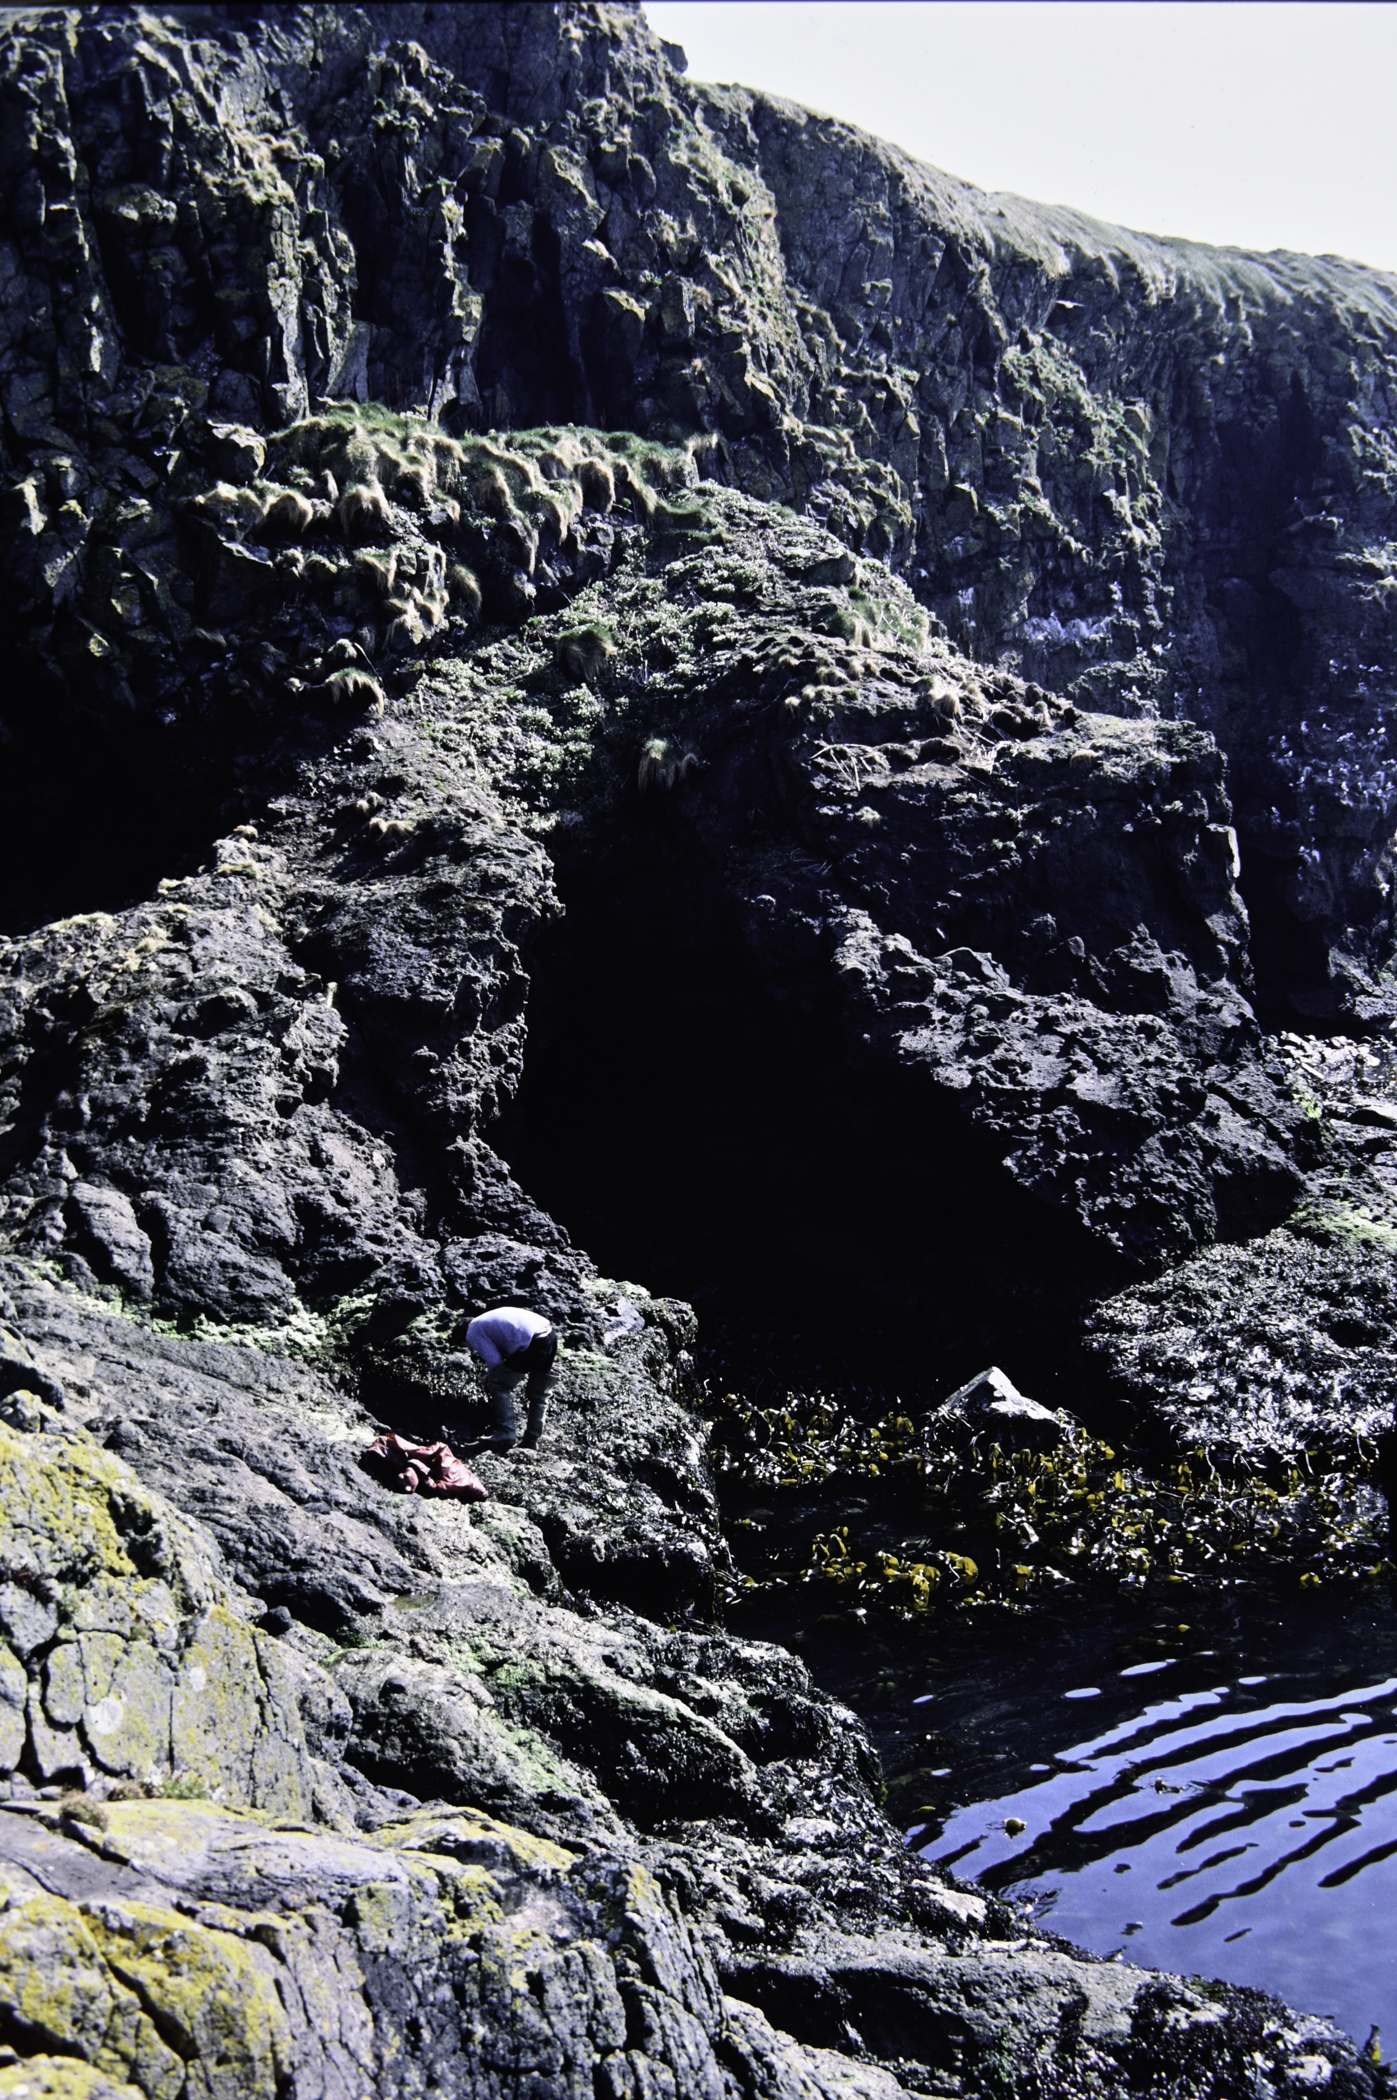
[0, 1430, 312, 1807]
[111, 932, 168, 976]
[174, 1607, 310, 1818]
[466, 1913, 573, 2000]
[0, 2057, 143, 2098]
[0, 1428, 142, 1590]
[0, 1644, 25, 1769]
[0, 1868, 181, 2097]
[344, 1850, 506, 1953]
[71, 1570, 182, 1649]
[342, 1874, 444, 1960]
[616, 1860, 665, 1920]
[96, 1798, 269, 1875]
[85, 1897, 293, 2100]
[440, 1862, 506, 1941]
[80, 1632, 174, 1780]
[0, 1869, 120, 2064]
[169, 1612, 261, 1780]
[373, 1804, 576, 1878]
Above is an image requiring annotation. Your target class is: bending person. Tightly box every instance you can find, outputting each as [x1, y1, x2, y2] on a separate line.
[464, 1305, 558, 1452]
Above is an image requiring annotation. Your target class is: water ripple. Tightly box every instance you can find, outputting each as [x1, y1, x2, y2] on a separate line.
[921, 1664, 1397, 2044]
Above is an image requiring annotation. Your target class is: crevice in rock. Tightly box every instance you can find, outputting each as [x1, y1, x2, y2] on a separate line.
[1235, 847, 1343, 1034]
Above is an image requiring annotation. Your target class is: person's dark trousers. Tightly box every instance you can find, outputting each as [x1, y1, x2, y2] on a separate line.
[484, 1328, 558, 1448]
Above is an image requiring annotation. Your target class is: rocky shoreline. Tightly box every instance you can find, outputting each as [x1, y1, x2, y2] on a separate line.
[0, 4, 1395, 2092]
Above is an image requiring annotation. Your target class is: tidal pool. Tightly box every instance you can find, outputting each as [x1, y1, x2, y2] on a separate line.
[917, 1648, 1397, 2048]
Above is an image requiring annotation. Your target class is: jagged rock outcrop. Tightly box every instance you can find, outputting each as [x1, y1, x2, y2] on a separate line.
[0, 4, 1394, 2095]
[0, 1347, 1377, 2100]
[1087, 1032, 1397, 1450]
[2, 1, 1395, 1021]
[0, 449, 1315, 1327]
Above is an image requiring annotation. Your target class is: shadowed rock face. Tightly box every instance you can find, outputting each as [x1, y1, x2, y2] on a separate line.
[0, 5, 1393, 2096]
[3, 1, 1394, 1017]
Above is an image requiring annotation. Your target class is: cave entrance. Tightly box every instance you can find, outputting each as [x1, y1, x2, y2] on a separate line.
[0, 700, 237, 936]
[494, 834, 1130, 1414]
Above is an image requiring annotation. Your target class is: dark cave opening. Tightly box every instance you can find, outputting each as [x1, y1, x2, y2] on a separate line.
[1235, 834, 1347, 1034]
[1199, 376, 1344, 1031]
[494, 836, 1134, 1417]
[0, 674, 361, 939]
[0, 703, 236, 936]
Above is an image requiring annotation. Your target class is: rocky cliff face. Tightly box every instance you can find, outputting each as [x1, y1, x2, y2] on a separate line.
[0, 5, 1394, 2095]
[6, 1, 1395, 1016]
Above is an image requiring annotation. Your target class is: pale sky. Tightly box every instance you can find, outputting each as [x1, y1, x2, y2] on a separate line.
[643, 2, 1397, 275]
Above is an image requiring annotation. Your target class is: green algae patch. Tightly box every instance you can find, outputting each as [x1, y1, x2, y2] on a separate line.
[708, 1384, 1391, 1618]
[1291, 1199, 1397, 1255]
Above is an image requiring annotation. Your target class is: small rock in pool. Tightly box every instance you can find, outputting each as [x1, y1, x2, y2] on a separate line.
[937, 1365, 1079, 1450]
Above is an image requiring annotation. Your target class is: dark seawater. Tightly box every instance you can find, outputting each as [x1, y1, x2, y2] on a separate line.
[916, 1632, 1397, 2048]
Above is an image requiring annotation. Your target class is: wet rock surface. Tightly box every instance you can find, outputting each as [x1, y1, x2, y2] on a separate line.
[5, 1273, 1369, 2100]
[0, 3, 1392, 2094]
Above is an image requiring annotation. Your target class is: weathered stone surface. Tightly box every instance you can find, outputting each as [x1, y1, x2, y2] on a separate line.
[0, 1788, 1369, 2100]
[1087, 1033, 1397, 1450]
[0, 6, 1391, 2096]
[0, 1405, 320, 1812]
